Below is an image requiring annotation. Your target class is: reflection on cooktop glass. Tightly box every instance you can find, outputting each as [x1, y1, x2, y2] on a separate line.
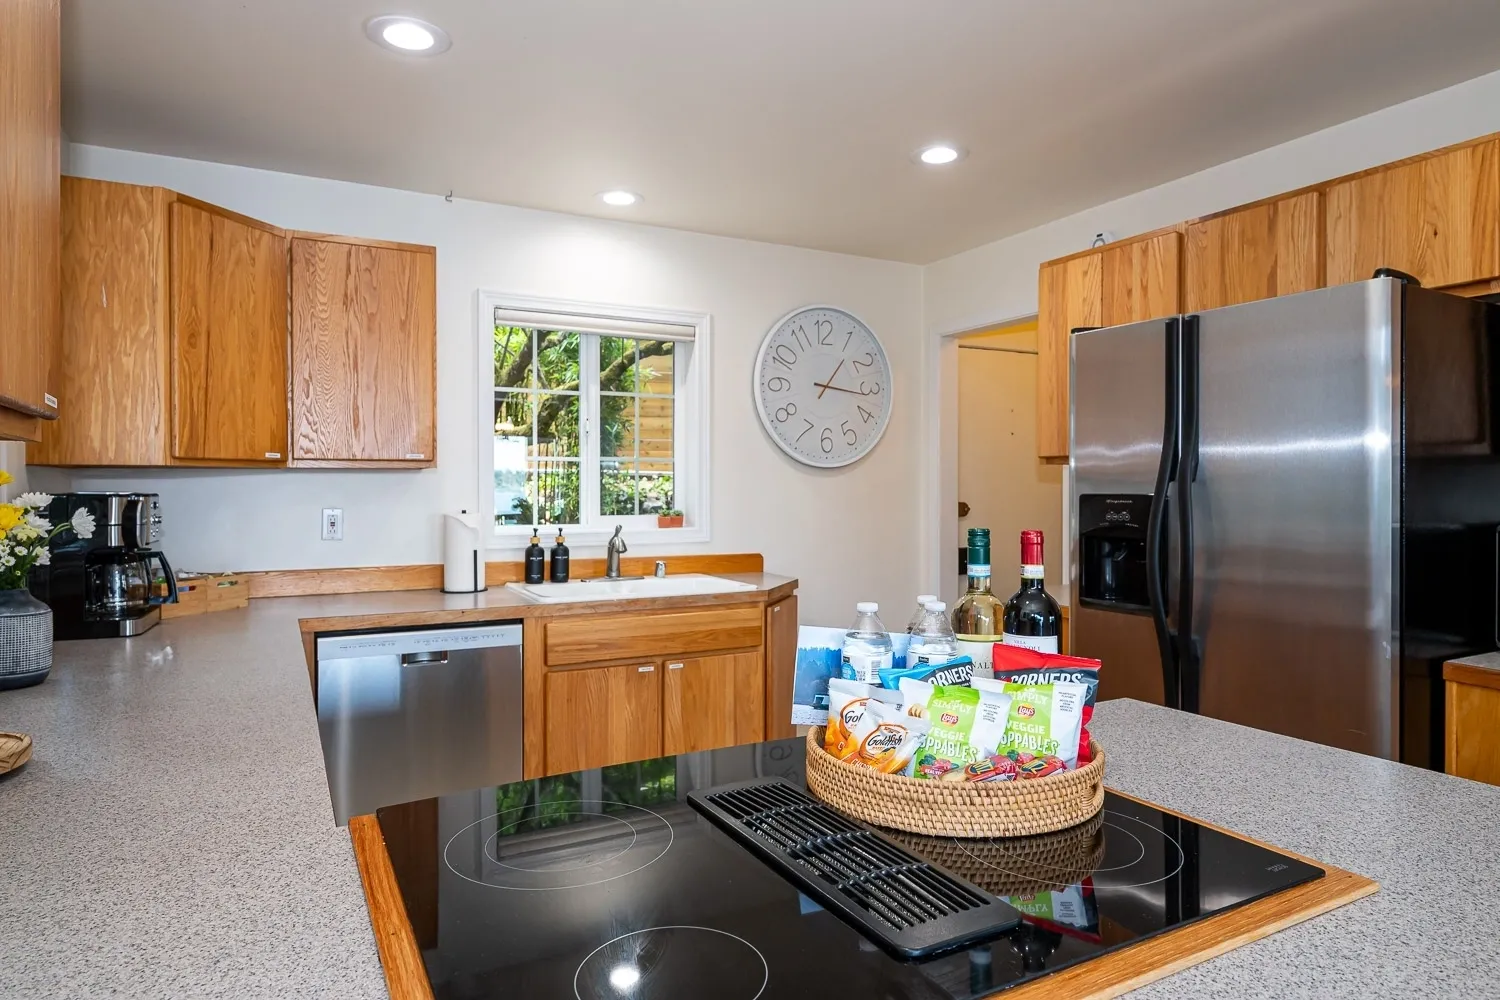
[376, 740, 1323, 999]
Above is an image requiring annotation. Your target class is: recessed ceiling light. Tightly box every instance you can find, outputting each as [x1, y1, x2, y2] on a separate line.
[916, 144, 965, 165]
[599, 190, 641, 207]
[365, 15, 451, 55]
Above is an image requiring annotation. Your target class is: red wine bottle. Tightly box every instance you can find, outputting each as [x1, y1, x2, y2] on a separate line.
[1002, 530, 1061, 653]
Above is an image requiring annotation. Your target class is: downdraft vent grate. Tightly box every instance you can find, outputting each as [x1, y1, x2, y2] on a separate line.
[689, 778, 1020, 958]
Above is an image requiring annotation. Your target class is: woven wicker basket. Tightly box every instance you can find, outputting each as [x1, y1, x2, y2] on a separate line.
[806, 727, 1105, 838]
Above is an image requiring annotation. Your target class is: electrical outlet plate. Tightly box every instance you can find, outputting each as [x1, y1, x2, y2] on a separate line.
[322, 508, 343, 541]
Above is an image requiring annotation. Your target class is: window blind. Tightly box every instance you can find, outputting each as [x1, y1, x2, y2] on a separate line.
[493, 306, 696, 343]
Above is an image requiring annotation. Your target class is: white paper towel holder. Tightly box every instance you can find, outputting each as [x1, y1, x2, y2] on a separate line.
[441, 509, 488, 594]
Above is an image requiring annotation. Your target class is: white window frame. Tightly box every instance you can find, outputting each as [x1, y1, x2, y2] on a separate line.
[476, 291, 712, 550]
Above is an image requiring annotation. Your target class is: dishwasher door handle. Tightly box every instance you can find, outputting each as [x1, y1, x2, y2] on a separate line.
[401, 650, 450, 666]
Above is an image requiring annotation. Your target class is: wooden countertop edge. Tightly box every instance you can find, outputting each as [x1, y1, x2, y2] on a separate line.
[349, 815, 435, 1000]
[1443, 660, 1500, 691]
[348, 781, 1376, 1000]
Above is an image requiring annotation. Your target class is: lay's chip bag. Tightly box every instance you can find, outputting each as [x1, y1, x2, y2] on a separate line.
[972, 677, 1086, 771]
[899, 678, 1012, 779]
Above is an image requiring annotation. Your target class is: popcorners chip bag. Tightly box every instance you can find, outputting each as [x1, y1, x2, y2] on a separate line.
[972, 677, 1087, 771]
[990, 644, 1101, 765]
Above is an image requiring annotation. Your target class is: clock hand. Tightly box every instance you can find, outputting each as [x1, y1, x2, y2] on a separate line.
[812, 380, 863, 396]
[816, 358, 846, 399]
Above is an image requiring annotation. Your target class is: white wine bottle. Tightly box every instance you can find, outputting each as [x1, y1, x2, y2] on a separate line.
[952, 527, 1003, 676]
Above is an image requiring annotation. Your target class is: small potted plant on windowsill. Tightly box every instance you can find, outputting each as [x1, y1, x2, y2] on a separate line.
[656, 509, 685, 529]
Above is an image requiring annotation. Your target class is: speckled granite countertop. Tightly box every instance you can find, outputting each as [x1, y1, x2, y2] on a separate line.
[1447, 649, 1500, 672]
[1090, 699, 1500, 998]
[3, 592, 1497, 998]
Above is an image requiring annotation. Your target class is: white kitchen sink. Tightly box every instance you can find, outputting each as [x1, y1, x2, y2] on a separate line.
[507, 573, 758, 604]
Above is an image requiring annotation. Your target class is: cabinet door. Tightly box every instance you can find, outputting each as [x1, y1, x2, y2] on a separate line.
[545, 662, 661, 773]
[32, 178, 171, 466]
[0, 0, 59, 426]
[1327, 141, 1500, 289]
[1101, 231, 1181, 327]
[663, 652, 763, 755]
[1185, 192, 1322, 311]
[1036, 253, 1102, 460]
[171, 201, 288, 462]
[290, 237, 437, 464]
[1446, 679, 1500, 786]
[763, 595, 798, 741]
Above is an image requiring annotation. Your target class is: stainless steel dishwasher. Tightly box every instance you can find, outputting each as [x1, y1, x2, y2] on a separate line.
[316, 622, 522, 824]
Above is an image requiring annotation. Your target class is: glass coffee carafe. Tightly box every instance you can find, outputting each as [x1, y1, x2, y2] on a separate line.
[83, 548, 177, 621]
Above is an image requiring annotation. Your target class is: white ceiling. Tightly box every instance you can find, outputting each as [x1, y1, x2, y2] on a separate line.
[62, 0, 1500, 263]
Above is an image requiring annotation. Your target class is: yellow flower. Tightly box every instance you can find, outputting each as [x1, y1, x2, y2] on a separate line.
[0, 470, 12, 486]
[0, 505, 23, 534]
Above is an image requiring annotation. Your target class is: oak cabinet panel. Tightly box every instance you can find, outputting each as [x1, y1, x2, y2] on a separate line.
[544, 662, 662, 774]
[1036, 253, 1102, 460]
[0, 0, 59, 434]
[170, 201, 288, 462]
[1185, 193, 1323, 311]
[290, 236, 436, 465]
[763, 595, 798, 741]
[1327, 141, 1500, 289]
[32, 179, 172, 465]
[543, 605, 764, 666]
[1446, 674, 1500, 787]
[663, 652, 764, 755]
[1101, 231, 1181, 327]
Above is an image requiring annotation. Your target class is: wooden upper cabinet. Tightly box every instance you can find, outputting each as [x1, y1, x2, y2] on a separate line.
[170, 200, 288, 462]
[663, 652, 764, 755]
[1036, 253, 1102, 460]
[0, 0, 60, 440]
[1185, 192, 1323, 312]
[290, 235, 437, 466]
[545, 662, 662, 774]
[32, 179, 173, 465]
[1327, 140, 1500, 289]
[1036, 231, 1179, 461]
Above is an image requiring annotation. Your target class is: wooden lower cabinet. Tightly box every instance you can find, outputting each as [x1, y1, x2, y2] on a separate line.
[663, 652, 764, 755]
[544, 662, 662, 774]
[1445, 663, 1500, 786]
[763, 595, 798, 740]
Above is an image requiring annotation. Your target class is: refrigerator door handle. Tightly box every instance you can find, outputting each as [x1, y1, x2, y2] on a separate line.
[1147, 317, 1182, 709]
[1177, 315, 1202, 713]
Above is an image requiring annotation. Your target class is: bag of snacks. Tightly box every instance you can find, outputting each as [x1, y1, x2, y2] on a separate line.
[846, 700, 931, 776]
[973, 677, 1088, 772]
[824, 678, 873, 759]
[898, 678, 1013, 779]
[876, 654, 974, 690]
[990, 645, 1102, 765]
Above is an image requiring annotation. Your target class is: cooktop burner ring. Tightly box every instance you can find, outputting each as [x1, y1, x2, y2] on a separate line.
[484, 810, 639, 873]
[572, 925, 769, 1000]
[953, 808, 1185, 890]
[442, 799, 674, 892]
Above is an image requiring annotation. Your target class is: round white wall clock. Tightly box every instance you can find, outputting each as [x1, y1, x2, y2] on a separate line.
[754, 306, 892, 468]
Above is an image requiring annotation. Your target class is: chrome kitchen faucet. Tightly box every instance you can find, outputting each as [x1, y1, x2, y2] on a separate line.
[606, 525, 628, 579]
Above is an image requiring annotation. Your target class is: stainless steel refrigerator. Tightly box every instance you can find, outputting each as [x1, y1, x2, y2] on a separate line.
[1069, 276, 1500, 767]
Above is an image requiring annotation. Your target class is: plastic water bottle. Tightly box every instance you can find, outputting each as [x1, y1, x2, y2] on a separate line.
[906, 594, 938, 633]
[842, 602, 894, 684]
[907, 600, 960, 667]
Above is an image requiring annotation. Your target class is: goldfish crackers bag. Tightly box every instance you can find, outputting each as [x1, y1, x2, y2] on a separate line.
[824, 678, 874, 759]
[846, 700, 931, 775]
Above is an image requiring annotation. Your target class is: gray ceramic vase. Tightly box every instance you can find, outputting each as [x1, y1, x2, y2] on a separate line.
[0, 588, 52, 690]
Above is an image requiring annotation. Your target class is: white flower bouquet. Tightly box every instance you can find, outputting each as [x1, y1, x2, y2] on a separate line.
[0, 473, 96, 591]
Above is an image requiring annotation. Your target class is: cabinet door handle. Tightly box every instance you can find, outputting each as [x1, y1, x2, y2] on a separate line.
[638, 665, 655, 673]
[667, 662, 684, 670]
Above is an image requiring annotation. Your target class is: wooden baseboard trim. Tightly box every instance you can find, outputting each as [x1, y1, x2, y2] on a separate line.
[349, 815, 435, 1000]
[245, 553, 765, 599]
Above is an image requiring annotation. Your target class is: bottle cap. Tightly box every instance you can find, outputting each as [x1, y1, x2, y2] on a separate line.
[1020, 529, 1044, 566]
[855, 601, 878, 614]
[924, 600, 946, 613]
[967, 526, 991, 565]
[916, 594, 936, 604]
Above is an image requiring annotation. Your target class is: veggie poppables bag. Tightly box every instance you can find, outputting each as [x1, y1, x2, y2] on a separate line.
[972, 677, 1088, 771]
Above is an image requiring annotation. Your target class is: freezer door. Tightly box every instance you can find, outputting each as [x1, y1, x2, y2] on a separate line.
[1189, 280, 1399, 757]
[1070, 319, 1174, 705]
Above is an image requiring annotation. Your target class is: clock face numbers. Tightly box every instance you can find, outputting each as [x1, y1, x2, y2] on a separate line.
[756, 307, 891, 467]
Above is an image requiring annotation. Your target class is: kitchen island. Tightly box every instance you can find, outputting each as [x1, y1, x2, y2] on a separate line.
[2, 594, 1498, 997]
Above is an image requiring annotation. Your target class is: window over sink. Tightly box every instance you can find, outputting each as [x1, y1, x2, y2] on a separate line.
[479, 294, 710, 547]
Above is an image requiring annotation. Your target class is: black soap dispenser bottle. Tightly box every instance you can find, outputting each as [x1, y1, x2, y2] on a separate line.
[524, 527, 546, 584]
[549, 528, 570, 583]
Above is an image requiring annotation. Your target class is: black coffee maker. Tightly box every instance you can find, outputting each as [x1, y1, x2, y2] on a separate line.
[29, 492, 178, 639]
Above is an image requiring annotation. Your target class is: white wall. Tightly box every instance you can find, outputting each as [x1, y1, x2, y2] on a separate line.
[924, 66, 1500, 335]
[46, 145, 924, 626]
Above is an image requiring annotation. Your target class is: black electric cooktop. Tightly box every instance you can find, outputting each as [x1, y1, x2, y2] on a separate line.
[374, 738, 1322, 999]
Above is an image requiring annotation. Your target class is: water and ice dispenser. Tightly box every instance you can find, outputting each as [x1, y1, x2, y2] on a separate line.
[1077, 494, 1154, 612]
